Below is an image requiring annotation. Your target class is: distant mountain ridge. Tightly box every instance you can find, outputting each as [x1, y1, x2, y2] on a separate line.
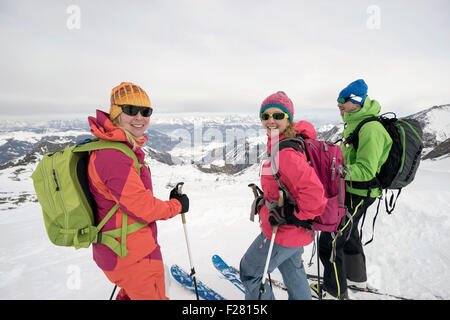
[0, 104, 448, 173]
[408, 104, 450, 149]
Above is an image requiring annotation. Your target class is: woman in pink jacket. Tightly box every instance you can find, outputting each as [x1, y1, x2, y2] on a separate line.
[239, 91, 327, 300]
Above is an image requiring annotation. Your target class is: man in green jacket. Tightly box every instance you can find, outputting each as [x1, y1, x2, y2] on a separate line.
[315, 79, 392, 299]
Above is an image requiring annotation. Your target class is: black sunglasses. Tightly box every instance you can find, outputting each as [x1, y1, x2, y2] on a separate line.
[118, 105, 153, 117]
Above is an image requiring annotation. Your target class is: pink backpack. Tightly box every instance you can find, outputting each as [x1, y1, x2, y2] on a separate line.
[270, 136, 349, 232]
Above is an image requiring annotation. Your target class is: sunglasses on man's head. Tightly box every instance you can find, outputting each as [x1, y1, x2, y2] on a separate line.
[119, 105, 153, 117]
[260, 112, 289, 121]
[337, 97, 352, 104]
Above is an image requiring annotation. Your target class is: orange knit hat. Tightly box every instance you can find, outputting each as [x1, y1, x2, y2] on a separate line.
[109, 82, 151, 120]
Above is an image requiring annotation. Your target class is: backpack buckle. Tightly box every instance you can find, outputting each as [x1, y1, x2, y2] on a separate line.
[342, 138, 350, 148]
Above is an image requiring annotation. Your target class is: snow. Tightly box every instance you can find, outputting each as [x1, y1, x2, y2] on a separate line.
[0, 130, 89, 147]
[1, 152, 449, 300]
[412, 106, 450, 144]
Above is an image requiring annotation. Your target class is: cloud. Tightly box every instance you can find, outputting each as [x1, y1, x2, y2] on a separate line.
[0, 0, 449, 118]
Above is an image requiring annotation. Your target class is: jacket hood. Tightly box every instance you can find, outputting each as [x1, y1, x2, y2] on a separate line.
[343, 96, 381, 124]
[293, 120, 317, 139]
[88, 110, 147, 145]
[267, 120, 317, 154]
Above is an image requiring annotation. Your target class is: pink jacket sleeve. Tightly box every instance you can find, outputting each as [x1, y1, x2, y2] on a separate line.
[90, 149, 181, 224]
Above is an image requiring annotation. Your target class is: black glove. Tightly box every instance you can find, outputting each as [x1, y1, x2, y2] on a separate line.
[170, 187, 189, 214]
[285, 204, 313, 229]
[269, 201, 312, 229]
[268, 204, 291, 227]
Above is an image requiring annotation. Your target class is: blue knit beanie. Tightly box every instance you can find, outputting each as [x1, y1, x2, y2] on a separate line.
[338, 79, 368, 106]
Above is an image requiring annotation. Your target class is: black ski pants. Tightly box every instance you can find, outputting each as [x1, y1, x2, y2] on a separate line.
[318, 193, 376, 298]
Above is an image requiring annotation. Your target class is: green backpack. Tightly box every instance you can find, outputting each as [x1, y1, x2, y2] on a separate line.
[31, 138, 148, 258]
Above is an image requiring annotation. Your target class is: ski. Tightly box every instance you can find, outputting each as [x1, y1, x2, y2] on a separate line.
[170, 264, 226, 300]
[212, 254, 246, 294]
[212, 255, 292, 294]
[216, 255, 319, 300]
[226, 264, 287, 292]
[305, 273, 411, 300]
[347, 285, 410, 300]
[225, 262, 410, 300]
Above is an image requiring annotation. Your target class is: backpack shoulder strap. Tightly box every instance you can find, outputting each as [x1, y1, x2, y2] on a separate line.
[344, 116, 380, 150]
[270, 137, 306, 207]
[278, 137, 305, 153]
[74, 139, 143, 173]
[343, 118, 381, 189]
[270, 136, 306, 175]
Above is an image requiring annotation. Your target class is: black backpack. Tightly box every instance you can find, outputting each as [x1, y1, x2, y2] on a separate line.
[342, 112, 424, 244]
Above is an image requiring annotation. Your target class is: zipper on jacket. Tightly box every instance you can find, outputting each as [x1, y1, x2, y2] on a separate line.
[52, 169, 60, 191]
[331, 157, 336, 181]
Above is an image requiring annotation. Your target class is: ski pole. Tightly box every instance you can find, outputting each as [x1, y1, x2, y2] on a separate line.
[258, 225, 277, 300]
[176, 182, 199, 300]
[109, 285, 117, 300]
[258, 190, 283, 300]
[316, 232, 322, 300]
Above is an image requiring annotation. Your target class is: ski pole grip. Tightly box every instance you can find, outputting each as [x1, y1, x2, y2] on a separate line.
[248, 183, 259, 198]
[176, 182, 184, 195]
[278, 189, 284, 207]
[176, 182, 186, 223]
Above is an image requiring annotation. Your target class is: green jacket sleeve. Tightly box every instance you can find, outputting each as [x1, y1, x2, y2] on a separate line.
[345, 121, 391, 182]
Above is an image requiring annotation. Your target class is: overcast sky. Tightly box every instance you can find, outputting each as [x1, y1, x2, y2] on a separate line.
[0, 0, 449, 121]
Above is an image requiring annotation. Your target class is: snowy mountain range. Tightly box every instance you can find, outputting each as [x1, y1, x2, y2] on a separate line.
[0, 103, 448, 215]
[1, 104, 449, 172]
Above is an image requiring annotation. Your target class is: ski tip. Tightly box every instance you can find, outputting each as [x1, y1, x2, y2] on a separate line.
[170, 264, 180, 272]
[212, 254, 222, 261]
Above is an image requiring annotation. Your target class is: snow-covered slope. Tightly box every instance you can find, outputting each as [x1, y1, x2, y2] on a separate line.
[0, 152, 449, 300]
[409, 105, 450, 148]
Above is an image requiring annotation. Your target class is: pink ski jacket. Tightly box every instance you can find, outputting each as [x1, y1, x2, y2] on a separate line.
[259, 121, 328, 247]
